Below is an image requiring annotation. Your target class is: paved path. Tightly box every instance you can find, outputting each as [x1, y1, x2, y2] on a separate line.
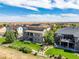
[37, 46, 53, 57]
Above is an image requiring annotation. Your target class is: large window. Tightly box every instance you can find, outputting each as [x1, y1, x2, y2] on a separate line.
[61, 42, 67, 47]
[69, 43, 74, 49]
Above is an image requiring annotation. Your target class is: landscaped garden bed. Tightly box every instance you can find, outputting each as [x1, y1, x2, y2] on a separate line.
[45, 48, 79, 59]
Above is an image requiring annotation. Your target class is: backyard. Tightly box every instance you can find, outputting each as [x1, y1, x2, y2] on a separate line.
[0, 38, 47, 59]
[0, 37, 79, 59]
[11, 40, 79, 59]
[45, 48, 79, 59]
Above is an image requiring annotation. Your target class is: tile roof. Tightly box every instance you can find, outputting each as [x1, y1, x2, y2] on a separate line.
[56, 27, 79, 37]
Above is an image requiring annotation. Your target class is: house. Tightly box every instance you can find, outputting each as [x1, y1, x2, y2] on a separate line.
[6, 24, 24, 39]
[17, 26, 23, 39]
[0, 27, 6, 37]
[0, 23, 50, 44]
[23, 24, 50, 44]
[54, 27, 79, 52]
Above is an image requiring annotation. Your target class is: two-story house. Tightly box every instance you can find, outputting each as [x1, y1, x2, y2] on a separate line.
[54, 27, 79, 52]
[23, 24, 50, 44]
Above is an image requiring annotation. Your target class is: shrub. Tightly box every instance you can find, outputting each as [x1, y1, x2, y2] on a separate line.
[33, 52, 37, 56]
[24, 47, 32, 53]
[19, 47, 32, 53]
[2, 41, 10, 44]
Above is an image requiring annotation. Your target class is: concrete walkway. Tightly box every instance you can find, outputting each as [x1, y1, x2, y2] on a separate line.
[37, 46, 53, 57]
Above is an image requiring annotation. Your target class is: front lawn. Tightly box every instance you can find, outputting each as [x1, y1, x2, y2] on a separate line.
[45, 48, 79, 59]
[10, 40, 41, 51]
[0, 37, 6, 44]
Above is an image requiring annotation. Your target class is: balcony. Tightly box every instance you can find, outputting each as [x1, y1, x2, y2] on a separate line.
[61, 39, 69, 42]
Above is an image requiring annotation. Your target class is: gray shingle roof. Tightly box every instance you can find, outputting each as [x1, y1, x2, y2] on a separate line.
[55, 27, 79, 37]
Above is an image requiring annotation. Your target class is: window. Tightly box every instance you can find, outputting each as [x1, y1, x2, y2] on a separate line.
[27, 32, 29, 35]
[30, 33, 33, 36]
[69, 43, 74, 49]
[61, 42, 67, 47]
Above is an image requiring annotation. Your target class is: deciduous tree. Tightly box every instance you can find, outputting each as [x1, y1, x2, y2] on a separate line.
[5, 31, 16, 43]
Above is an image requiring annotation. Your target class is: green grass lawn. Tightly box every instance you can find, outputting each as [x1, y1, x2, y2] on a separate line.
[45, 48, 79, 59]
[10, 40, 41, 51]
[0, 37, 5, 44]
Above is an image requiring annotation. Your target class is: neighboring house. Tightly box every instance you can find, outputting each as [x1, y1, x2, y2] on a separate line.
[23, 24, 50, 44]
[0, 27, 6, 37]
[54, 27, 79, 52]
[17, 26, 23, 39]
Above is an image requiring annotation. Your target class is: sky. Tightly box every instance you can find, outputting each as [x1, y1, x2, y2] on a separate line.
[0, 0, 79, 22]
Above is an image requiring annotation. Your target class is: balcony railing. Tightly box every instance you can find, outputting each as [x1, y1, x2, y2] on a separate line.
[61, 39, 69, 42]
[61, 38, 75, 43]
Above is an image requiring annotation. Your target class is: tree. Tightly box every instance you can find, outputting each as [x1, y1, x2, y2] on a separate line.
[44, 30, 54, 45]
[70, 24, 76, 27]
[14, 29, 18, 39]
[5, 31, 16, 43]
[51, 24, 62, 33]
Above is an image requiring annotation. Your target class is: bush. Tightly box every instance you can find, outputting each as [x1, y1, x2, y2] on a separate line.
[33, 52, 37, 56]
[19, 47, 32, 53]
[8, 45, 15, 49]
[24, 47, 32, 53]
[2, 41, 10, 44]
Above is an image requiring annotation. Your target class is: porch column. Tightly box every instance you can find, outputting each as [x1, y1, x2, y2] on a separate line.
[28, 32, 30, 36]
[60, 40, 61, 46]
[67, 42, 69, 48]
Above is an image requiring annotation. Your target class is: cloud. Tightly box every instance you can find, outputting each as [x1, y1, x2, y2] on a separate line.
[53, 0, 79, 9]
[0, 0, 79, 22]
[1, 0, 79, 11]
[0, 14, 79, 22]
[61, 13, 79, 17]
[0, 0, 52, 11]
